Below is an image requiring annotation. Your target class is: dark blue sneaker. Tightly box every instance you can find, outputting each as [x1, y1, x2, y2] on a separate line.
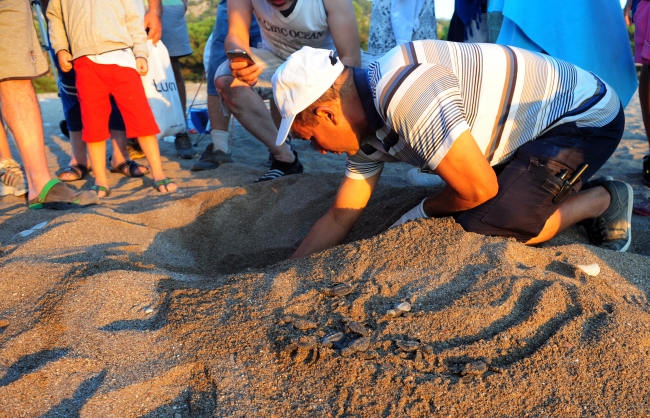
[581, 180, 633, 252]
[174, 132, 197, 159]
[255, 150, 303, 182]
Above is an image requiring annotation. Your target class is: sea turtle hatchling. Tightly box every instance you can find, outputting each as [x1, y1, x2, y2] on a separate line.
[294, 336, 318, 350]
[321, 331, 345, 347]
[321, 283, 354, 297]
[347, 321, 370, 336]
[396, 340, 420, 352]
[293, 319, 318, 331]
[341, 337, 371, 357]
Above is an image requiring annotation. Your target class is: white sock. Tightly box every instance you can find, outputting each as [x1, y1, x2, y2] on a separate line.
[210, 130, 230, 153]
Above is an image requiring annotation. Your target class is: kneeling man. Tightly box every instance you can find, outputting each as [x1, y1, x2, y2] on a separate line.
[273, 42, 631, 258]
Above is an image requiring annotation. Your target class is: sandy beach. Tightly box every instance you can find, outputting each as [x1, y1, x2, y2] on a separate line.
[0, 83, 649, 416]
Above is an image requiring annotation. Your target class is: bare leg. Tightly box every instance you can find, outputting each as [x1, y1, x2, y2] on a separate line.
[0, 80, 53, 199]
[109, 129, 128, 167]
[137, 135, 177, 192]
[525, 186, 611, 245]
[67, 131, 88, 166]
[208, 94, 229, 131]
[57, 130, 90, 181]
[108, 129, 148, 175]
[269, 99, 282, 128]
[216, 75, 294, 162]
[170, 57, 187, 116]
[86, 140, 109, 197]
[639, 65, 650, 151]
[0, 118, 13, 159]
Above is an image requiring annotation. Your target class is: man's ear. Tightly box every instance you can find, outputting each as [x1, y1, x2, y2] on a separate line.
[314, 106, 338, 125]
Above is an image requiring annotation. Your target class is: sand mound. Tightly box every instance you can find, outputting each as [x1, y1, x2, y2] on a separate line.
[1, 215, 650, 416]
[1, 86, 650, 416]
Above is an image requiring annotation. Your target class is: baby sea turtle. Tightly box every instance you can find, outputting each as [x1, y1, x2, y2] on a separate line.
[396, 340, 420, 352]
[462, 360, 489, 375]
[321, 283, 354, 297]
[341, 337, 371, 356]
[321, 331, 345, 347]
[293, 319, 317, 331]
[294, 336, 318, 350]
[347, 321, 370, 336]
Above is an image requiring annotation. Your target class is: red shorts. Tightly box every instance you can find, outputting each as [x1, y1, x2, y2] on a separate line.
[74, 56, 160, 143]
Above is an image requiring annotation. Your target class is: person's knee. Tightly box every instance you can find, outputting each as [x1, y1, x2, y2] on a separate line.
[215, 75, 236, 102]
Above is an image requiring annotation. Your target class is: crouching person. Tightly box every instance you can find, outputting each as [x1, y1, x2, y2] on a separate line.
[273, 42, 631, 258]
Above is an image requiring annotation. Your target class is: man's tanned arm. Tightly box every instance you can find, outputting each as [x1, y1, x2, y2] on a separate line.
[224, 0, 255, 54]
[323, 0, 361, 67]
[424, 130, 498, 217]
[223, 0, 265, 85]
[144, 0, 162, 44]
[291, 172, 381, 258]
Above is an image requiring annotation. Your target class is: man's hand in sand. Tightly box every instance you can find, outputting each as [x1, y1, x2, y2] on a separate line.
[136, 57, 148, 76]
[57, 50, 73, 73]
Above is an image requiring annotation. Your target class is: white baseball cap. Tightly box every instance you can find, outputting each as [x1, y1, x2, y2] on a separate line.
[272, 46, 345, 146]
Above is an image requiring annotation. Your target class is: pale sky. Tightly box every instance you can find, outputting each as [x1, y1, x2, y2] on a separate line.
[434, 0, 627, 20]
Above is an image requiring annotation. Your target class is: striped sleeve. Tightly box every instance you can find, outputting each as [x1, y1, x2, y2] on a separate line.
[376, 64, 470, 170]
[345, 153, 385, 179]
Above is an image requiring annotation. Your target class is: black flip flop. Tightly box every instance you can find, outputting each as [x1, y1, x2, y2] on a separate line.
[57, 164, 90, 182]
[110, 160, 149, 177]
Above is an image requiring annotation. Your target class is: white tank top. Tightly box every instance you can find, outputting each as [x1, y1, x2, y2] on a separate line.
[251, 0, 336, 59]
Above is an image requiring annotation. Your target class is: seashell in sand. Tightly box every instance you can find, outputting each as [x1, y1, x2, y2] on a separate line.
[395, 302, 411, 313]
[321, 331, 345, 347]
[576, 263, 600, 276]
[321, 283, 354, 297]
[293, 319, 317, 331]
[386, 301, 412, 318]
[396, 340, 420, 352]
[347, 321, 369, 336]
[386, 309, 399, 318]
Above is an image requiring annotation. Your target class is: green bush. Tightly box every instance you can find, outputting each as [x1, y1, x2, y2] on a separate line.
[180, 16, 217, 81]
[32, 74, 58, 94]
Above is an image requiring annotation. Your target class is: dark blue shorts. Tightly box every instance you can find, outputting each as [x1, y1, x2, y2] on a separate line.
[57, 64, 125, 132]
[206, 0, 262, 96]
[455, 104, 625, 241]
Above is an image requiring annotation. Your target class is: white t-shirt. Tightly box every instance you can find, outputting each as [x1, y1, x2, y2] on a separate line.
[251, 0, 336, 60]
[86, 48, 137, 70]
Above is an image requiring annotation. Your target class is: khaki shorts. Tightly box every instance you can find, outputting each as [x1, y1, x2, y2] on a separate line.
[0, 0, 49, 82]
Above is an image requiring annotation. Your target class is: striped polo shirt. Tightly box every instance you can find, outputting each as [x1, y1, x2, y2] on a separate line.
[346, 40, 621, 180]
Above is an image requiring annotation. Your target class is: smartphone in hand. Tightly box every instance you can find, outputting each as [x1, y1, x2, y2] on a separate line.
[226, 50, 256, 67]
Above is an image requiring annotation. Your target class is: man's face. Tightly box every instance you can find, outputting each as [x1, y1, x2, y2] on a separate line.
[290, 112, 361, 155]
[265, 0, 295, 11]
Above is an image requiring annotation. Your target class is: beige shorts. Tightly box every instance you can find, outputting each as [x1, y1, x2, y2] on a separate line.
[0, 0, 49, 82]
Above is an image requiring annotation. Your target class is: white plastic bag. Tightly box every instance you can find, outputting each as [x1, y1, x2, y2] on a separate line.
[141, 40, 186, 139]
[203, 32, 214, 73]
